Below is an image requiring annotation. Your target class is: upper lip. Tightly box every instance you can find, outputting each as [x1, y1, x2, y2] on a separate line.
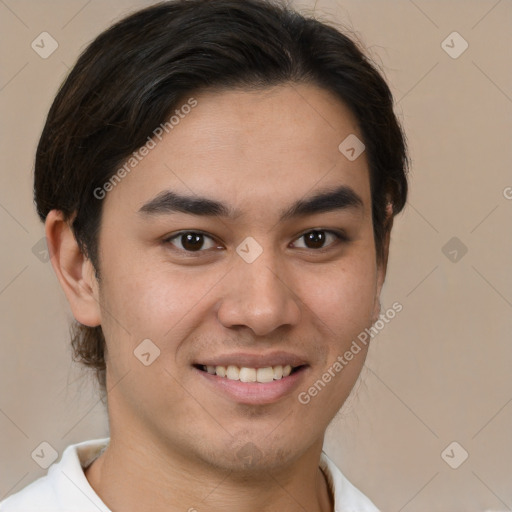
[194, 351, 308, 369]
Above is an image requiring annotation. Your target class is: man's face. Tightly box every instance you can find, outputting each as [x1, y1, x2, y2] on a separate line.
[95, 83, 386, 472]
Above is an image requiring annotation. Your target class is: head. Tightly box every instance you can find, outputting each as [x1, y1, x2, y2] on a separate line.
[37, 0, 407, 471]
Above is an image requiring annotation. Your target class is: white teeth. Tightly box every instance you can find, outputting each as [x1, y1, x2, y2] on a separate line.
[273, 365, 283, 379]
[201, 364, 299, 382]
[226, 365, 240, 380]
[239, 367, 256, 382]
[257, 367, 275, 383]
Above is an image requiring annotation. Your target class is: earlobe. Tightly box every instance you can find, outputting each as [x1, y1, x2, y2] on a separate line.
[45, 210, 102, 327]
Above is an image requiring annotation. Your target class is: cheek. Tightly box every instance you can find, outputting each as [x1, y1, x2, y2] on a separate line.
[100, 265, 198, 340]
[301, 256, 377, 338]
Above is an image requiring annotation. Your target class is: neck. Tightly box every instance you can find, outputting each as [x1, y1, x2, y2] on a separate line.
[85, 433, 334, 512]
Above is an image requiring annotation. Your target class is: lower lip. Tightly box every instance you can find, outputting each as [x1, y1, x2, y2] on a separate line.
[194, 366, 309, 405]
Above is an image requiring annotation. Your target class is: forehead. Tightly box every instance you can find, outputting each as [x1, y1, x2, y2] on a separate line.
[178, 83, 362, 161]
[103, 83, 371, 220]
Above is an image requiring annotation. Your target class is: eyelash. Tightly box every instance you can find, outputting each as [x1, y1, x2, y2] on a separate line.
[163, 229, 348, 255]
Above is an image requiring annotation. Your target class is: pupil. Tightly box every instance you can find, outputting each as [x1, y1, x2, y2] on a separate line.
[179, 231, 326, 251]
[305, 231, 325, 249]
[182, 232, 203, 251]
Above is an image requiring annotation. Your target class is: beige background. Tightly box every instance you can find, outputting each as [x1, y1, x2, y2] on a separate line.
[1, 0, 511, 510]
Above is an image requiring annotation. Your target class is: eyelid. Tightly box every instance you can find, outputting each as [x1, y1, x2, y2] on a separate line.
[163, 228, 348, 254]
[290, 229, 348, 250]
[294, 227, 349, 242]
[163, 230, 220, 250]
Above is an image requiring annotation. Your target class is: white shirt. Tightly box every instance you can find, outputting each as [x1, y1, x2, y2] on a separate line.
[0, 438, 379, 511]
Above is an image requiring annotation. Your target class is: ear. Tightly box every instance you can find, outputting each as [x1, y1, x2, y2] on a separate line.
[45, 210, 101, 327]
[371, 202, 394, 324]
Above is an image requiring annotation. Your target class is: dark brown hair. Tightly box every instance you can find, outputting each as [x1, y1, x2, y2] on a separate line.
[34, 0, 409, 400]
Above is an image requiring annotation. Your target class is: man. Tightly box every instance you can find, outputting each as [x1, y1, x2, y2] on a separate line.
[0, 0, 408, 510]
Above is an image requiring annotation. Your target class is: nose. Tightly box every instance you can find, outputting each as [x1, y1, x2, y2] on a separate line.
[216, 247, 302, 337]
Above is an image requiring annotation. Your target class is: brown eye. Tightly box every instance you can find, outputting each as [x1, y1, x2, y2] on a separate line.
[292, 230, 345, 250]
[165, 231, 217, 252]
[304, 231, 326, 249]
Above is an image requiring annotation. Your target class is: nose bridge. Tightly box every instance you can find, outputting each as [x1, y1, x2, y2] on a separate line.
[217, 239, 301, 335]
[240, 249, 284, 299]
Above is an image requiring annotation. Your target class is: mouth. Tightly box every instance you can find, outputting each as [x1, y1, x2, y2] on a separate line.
[193, 363, 307, 383]
[192, 361, 309, 405]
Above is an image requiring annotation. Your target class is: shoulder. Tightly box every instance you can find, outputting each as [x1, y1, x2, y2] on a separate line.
[0, 438, 110, 512]
[320, 450, 380, 512]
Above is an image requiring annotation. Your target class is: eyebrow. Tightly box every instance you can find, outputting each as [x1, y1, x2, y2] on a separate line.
[138, 184, 364, 222]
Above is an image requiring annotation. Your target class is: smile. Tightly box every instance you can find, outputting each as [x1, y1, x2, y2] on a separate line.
[194, 363, 309, 405]
[195, 364, 304, 383]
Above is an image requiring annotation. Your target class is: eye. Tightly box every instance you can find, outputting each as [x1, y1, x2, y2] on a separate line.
[164, 231, 219, 253]
[291, 229, 346, 250]
[164, 229, 347, 255]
